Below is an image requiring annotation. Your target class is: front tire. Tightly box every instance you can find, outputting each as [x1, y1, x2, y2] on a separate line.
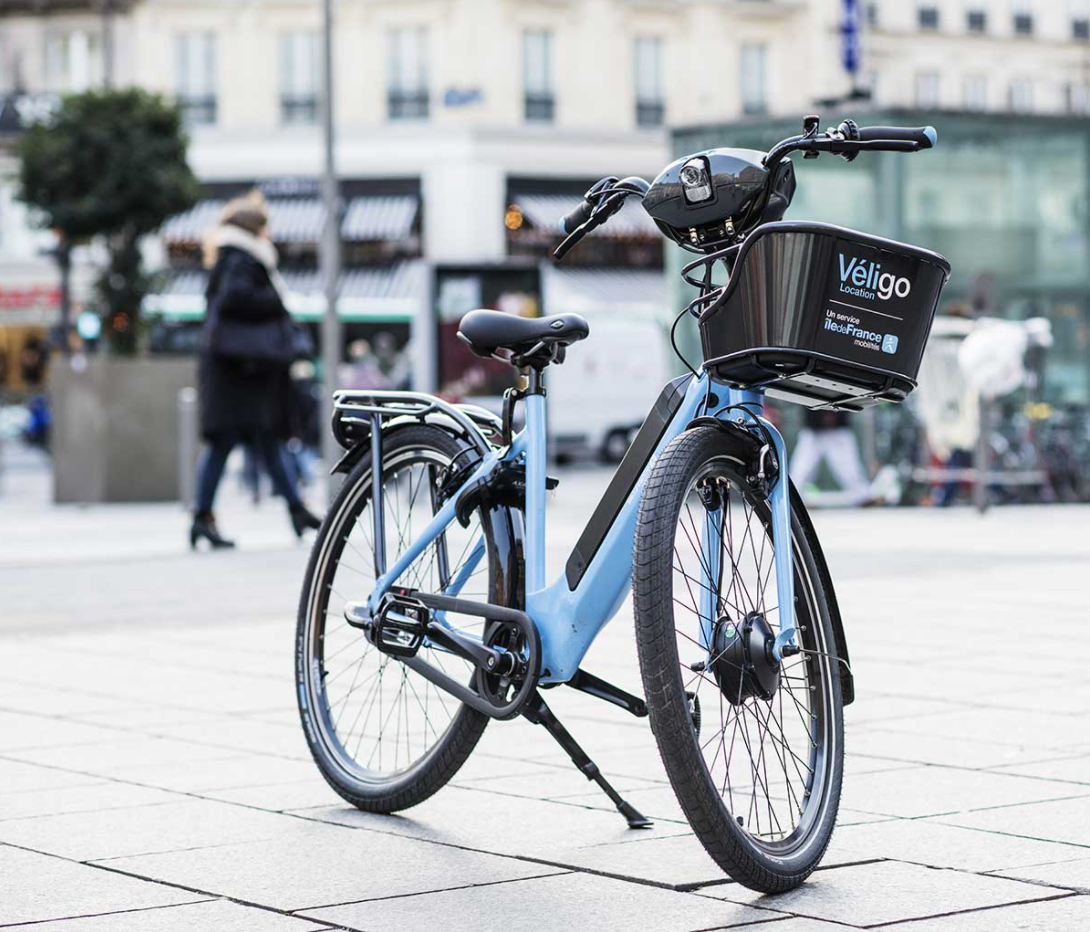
[633, 426, 844, 893]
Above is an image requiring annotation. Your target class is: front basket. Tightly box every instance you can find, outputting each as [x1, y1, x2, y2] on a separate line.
[699, 222, 951, 410]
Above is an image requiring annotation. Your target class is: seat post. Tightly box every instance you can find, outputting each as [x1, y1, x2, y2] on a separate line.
[523, 367, 547, 594]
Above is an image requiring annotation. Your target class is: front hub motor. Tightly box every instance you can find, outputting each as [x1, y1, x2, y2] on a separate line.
[711, 611, 781, 704]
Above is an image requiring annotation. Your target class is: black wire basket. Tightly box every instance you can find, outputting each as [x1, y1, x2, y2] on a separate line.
[699, 221, 951, 410]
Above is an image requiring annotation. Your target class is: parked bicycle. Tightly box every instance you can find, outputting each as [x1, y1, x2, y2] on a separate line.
[296, 116, 950, 892]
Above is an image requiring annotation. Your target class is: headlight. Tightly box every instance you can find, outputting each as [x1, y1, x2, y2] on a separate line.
[679, 158, 713, 204]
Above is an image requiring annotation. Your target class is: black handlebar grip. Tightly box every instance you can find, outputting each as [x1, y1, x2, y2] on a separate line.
[857, 125, 937, 149]
[560, 200, 594, 235]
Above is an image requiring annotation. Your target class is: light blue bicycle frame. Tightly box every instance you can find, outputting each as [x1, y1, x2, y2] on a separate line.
[366, 371, 798, 685]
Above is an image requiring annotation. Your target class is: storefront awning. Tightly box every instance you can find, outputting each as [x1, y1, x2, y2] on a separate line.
[542, 266, 669, 318]
[161, 195, 420, 245]
[513, 194, 659, 239]
[143, 261, 424, 323]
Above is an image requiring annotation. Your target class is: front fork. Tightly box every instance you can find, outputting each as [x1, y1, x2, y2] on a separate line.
[699, 410, 798, 663]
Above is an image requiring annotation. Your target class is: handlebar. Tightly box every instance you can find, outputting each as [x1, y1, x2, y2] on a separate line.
[560, 200, 594, 236]
[765, 119, 938, 166]
[857, 125, 936, 148]
[553, 176, 650, 260]
[553, 117, 938, 260]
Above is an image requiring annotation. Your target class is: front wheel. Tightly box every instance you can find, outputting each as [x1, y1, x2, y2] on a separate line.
[633, 426, 844, 893]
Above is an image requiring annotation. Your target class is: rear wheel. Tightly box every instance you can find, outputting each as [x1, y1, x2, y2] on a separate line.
[633, 426, 844, 893]
[295, 425, 514, 812]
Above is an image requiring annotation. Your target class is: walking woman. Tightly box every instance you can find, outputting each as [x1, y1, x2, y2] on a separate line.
[190, 193, 321, 549]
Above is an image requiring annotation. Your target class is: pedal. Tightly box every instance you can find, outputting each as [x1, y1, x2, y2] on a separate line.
[343, 601, 372, 630]
[372, 593, 429, 658]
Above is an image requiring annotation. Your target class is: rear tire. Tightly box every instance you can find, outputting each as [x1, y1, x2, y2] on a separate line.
[633, 426, 844, 893]
[296, 425, 512, 813]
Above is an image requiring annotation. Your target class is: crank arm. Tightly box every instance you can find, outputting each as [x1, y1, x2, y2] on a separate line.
[424, 623, 515, 676]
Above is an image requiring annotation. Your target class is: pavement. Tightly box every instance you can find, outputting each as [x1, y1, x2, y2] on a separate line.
[2, 440, 1090, 931]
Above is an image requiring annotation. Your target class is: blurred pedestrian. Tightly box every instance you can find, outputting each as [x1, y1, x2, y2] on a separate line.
[190, 192, 321, 549]
[791, 409, 872, 506]
[20, 335, 48, 388]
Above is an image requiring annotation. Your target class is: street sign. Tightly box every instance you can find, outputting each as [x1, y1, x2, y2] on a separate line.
[841, 0, 861, 77]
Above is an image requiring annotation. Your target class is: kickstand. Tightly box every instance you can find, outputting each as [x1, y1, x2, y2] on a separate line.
[522, 691, 652, 829]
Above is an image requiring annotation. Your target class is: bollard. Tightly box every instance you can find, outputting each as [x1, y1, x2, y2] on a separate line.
[973, 395, 990, 515]
[177, 386, 198, 510]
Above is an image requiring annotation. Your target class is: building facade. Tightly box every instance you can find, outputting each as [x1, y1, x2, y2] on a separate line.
[3, 0, 1088, 406]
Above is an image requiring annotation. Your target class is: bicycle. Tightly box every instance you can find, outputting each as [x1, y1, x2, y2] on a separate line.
[296, 116, 950, 892]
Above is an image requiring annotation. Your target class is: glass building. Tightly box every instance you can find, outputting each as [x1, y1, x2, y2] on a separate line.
[672, 111, 1090, 403]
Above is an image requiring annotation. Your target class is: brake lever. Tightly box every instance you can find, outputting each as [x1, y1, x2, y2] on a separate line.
[553, 191, 630, 261]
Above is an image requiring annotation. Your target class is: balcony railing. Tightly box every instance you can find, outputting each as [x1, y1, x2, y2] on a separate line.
[636, 100, 665, 128]
[281, 94, 318, 125]
[524, 92, 555, 122]
[179, 94, 216, 127]
[388, 89, 429, 120]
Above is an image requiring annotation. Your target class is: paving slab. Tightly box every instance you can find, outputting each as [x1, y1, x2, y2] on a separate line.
[4, 736, 243, 779]
[700, 860, 1057, 926]
[93, 752, 319, 794]
[0, 711, 126, 754]
[937, 796, 1090, 848]
[0, 781, 179, 822]
[0, 798, 293, 861]
[838, 766, 1082, 819]
[97, 819, 569, 912]
[291, 786, 689, 861]
[0, 758, 104, 795]
[0, 844, 205, 927]
[823, 819, 1090, 873]
[992, 858, 1090, 892]
[872, 892, 1090, 930]
[297, 869, 778, 932]
[197, 778, 344, 812]
[0, 898, 333, 932]
[846, 727, 1062, 770]
[989, 754, 1090, 786]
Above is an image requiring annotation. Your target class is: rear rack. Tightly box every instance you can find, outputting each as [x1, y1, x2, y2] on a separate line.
[332, 390, 503, 454]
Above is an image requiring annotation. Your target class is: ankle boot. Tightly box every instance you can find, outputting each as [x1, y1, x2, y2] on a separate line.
[190, 512, 236, 550]
[289, 503, 322, 538]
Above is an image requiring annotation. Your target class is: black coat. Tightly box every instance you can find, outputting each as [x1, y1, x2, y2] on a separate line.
[198, 246, 295, 441]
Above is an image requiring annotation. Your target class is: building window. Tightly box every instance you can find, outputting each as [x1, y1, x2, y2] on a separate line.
[917, 5, 940, 30]
[1007, 10, 1033, 35]
[388, 27, 428, 120]
[865, 3, 879, 28]
[966, 9, 987, 33]
[44, 30, 103, 93]
[915, 71, 940, 108]
[280, 32, 319, 125]
[1074, 18, 1090, 40]
[523, 30, 554, 122]
[740, 43, 767, 115]
[1064, 83, 1090, 114]
[175, 33, 217, 126]
[963, 74, 987, 110]
[1009, 79, 1033, 112]
[634, 37, 664, 127]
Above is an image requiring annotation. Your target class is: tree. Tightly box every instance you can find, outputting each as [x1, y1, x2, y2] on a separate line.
[18, 89, 199, 354]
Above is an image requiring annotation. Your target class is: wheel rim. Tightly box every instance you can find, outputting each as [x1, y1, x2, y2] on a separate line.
[670, 458, 835, 856]
[302, 447, 491, 783]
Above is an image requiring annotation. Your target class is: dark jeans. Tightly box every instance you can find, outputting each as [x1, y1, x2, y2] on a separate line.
[196, 433, 302, 515]
[935, 447, 972, 507]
